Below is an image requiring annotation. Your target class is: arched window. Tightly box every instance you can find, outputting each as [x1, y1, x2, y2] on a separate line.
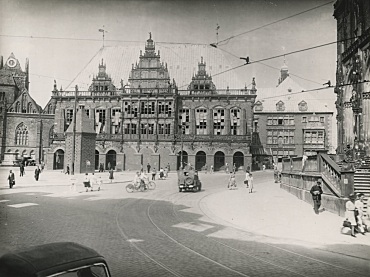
[27, 103, 32, 113]
[15, 102, 21, 113]
[15, 123, 28, 145]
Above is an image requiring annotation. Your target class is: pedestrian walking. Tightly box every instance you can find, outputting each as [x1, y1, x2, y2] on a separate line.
[210, 165, 214, 174]
[204, 163, 208, 173]
[99, 163, 104, 172]
[310, 180, 323, 214]
[244, 170, 250, 188]
[41, 161, 45, 172]
[107, 162, 111, 171]
[7, 170, 15, 189]
[147, 163, 151, 173]
[345, 193, 358, 237]
[66, 164, 70, 175]
[159, 168, 164, 179]
[164, 166, 168, 178]
[225, 163, 229, 173]
[227, 172, 237, 189]
[233, 163, 236, 174]
[167, 163, 170, 172]
[262, 164, 266, 171]
[249, 173, 254, 193]
[34, 166, 41, 181]
[108, 168, 114, 183]
[355, 193, 366, 235]
[20, 163, 25, 177]
[151, 168, 157, 180]
[83, 173, 92, 192]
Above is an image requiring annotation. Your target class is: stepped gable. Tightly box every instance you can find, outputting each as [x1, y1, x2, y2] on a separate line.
[65, 39, 244, 91]
[65, 107, 95, 134]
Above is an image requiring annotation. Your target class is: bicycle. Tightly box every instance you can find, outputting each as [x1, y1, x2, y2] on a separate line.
[126, 178, 156, 193]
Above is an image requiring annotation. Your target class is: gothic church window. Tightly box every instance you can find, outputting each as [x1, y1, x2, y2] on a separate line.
[15, 123, 28, 145]
[27, 103, 33, 113]
[15, 102, 20, 113]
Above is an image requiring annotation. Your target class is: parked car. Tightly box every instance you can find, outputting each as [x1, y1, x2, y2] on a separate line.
[13, 157, 36, 166]
[0, 242, 111, 277]
[178, 169, 202, 192]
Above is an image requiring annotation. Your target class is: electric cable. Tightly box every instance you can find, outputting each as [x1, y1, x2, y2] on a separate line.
[214, 1, 334, 46]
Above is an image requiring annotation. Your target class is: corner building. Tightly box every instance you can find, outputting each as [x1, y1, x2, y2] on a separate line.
[49, 35, 256, 172]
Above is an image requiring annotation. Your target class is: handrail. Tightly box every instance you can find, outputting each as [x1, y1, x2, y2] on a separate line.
[321, 153, 341, 173]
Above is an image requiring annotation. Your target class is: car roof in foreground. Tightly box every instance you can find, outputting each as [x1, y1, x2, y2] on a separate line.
[0, 242, 106, 277]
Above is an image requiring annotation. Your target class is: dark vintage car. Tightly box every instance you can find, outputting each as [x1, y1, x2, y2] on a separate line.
[178, 169, 202, 192]
[0, 242, 111, 277]
[13, 157, 36, 166]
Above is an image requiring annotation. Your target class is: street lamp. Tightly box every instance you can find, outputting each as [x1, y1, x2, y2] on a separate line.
[180, 125, 185, 169]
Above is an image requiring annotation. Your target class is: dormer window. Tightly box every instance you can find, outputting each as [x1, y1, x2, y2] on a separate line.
[298, 100, 308, 111]
[254, 101, 263, 111]
[276, 100, 285, 111]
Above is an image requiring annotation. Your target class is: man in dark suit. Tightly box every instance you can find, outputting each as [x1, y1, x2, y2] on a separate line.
[7, 170, 15, 188]
[310, 180, 323, 214]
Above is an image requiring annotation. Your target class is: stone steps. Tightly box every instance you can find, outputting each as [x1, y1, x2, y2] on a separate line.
[354, 170, 370, 215]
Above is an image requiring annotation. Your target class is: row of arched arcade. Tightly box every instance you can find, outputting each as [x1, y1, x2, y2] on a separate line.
[178, 151, 245, 171]
[52, 149, 246, 172]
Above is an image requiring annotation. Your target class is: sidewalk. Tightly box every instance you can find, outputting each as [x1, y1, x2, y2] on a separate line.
[0, 166, 135, 195]
[201, 170, 370, 259]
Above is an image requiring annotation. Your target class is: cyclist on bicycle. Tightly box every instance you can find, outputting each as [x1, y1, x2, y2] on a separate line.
[133, 171, 148, 190]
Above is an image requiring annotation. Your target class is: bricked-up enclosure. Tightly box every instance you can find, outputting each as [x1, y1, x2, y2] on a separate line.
[280, 151, 355, 216]
[65, 106, 96, 174]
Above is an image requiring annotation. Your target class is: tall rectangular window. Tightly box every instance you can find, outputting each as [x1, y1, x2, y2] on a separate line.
[230, 108, 241, 135]
[196, 108, 207, 135]
[213, 109, 225, 135]
[124, 123, 137, 134]
[178, 108, 190, 134]
[95, 109, 106, 134]
[111, 108, 121, 134]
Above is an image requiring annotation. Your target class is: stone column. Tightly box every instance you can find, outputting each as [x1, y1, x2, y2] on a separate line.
[225, 108, 230, 135]
[207, 109, 213, 135]
[106, 108, 111, 134]
[240, 109, 246, 135]
[190, 108, 196, 135]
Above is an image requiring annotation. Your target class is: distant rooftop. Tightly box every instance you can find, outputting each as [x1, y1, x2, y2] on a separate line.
[256, 76, 333, 113]
[66, 43, 246, 91]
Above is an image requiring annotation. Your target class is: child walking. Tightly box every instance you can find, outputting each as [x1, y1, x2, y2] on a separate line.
[249, 173, 254, 193]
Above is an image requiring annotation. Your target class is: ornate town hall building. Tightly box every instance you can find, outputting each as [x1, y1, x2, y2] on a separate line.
[47, 35, 256, 171]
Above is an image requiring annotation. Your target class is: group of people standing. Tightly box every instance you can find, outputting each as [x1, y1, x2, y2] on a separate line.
[345, 192, 367, 237]
[227, 170, 254, 192]
[7, 164, 42, 188]
[310, 180, 368, 237]
[146, 163, 170, 180]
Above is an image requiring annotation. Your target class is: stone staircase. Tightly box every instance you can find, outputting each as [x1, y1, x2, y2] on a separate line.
[354, 156, 370, 216]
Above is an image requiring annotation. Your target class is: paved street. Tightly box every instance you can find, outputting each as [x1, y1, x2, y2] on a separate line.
[0, 167, 369, 276]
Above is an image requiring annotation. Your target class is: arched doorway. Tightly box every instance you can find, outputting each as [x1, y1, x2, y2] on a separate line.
[214, 151, 225, 171]
[233, 152, 244, 171]
[95, 150, 99, 170]
[195, 151, 206, 171]
[53, 149, 64, 170]
[106, 150, 116, 170]
[177, 151, 188, 170]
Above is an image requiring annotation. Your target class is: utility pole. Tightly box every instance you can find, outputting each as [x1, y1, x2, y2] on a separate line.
[71, 85, 78, 175]
[180, 125, 185, 169]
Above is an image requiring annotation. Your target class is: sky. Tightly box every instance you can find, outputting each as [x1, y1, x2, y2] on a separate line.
[0, 0, 337, 108]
